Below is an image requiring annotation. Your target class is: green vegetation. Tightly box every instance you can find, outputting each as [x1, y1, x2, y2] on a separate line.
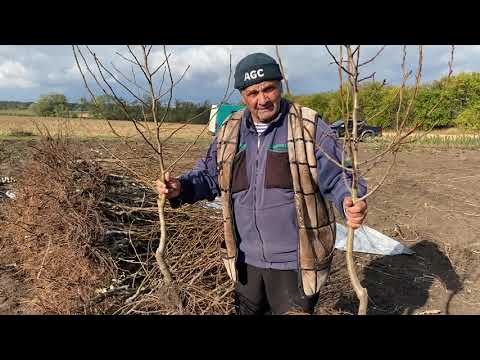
[366, 134, 480, 150]
[0, 95, 214, 124]
[29, 94, 70, 117]
[0, 101, 35, 116]
[288, 72, 480, 130]
[25, 94, 214, 123]
[0, 100, 34, 110]
[3, 72, 480, 130]
[413, 135, 480, 147]
[0, 109, 35, 116]
[455, 102, 480, 130]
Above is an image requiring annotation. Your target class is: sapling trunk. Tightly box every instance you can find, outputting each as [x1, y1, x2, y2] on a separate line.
[345, 56, 368, 315]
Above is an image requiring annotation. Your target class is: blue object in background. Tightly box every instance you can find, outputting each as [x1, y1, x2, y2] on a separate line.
[208, 104, 245, 135]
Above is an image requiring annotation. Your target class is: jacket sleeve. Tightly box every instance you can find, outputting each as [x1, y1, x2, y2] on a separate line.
[168, 137, 220, 208]
[314, 116, 367, 219]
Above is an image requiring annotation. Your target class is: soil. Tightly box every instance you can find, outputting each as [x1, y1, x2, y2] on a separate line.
[324, 146, 480, 315]
[0, 265, 29, 315]
[1, 139, 479, 315]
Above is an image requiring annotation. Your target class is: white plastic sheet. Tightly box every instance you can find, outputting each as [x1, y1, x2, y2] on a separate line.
[335, 223, 414, 255]
[203, 199, 222, 210]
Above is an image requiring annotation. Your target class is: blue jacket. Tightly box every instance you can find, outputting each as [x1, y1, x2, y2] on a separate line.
[171, 99, 367, 270]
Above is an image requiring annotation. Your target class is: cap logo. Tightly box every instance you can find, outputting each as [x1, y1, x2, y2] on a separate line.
[244, 68, 264, 81]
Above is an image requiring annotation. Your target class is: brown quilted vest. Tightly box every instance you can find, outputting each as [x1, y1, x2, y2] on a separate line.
[216, 103, 336, 296]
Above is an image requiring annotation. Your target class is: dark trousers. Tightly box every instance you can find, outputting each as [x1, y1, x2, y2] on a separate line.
[234, 263, 320, 315]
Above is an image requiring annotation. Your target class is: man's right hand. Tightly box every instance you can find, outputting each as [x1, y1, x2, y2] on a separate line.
[155, 172, 181, 199]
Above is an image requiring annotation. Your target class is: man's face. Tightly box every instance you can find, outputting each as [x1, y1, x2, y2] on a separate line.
[241, 80, 282, 123]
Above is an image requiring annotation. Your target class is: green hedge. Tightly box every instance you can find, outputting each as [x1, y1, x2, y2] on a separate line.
[455, 102, 480, 130]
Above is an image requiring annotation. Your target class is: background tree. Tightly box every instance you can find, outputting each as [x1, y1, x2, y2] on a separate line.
[30, 93, 69, 117]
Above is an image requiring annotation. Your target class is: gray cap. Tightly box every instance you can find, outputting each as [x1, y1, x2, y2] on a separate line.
[234, 53, 283, 90]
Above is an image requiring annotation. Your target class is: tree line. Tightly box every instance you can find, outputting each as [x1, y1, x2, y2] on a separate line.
[4, 71, 480, 130]
[288, 72, 480, 130]
[5, 94, 213, 124]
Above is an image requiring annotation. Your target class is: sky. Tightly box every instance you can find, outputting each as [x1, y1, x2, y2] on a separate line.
[0, 45, 477, 104]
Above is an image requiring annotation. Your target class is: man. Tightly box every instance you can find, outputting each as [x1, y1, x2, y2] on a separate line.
[156, 53, 367, 315]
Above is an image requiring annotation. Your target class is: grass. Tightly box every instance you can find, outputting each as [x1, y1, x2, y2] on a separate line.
[366, 133, 480, 150]
[0, 109, 35, 117]
[0, 115, 211, 143]
[407, 134, 480, 147]
[383, 127, 480, 137]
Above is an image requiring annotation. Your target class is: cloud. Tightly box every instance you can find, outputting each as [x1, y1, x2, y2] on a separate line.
[169, 46, 231, 78]
[0, 60, 37, 88]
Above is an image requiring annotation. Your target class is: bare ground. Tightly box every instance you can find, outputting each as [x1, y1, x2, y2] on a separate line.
[1, 138, 479, 315]
[321, 146, 480, 315]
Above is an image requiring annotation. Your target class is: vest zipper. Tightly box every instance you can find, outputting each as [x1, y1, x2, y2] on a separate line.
[253, 133, 267, 263]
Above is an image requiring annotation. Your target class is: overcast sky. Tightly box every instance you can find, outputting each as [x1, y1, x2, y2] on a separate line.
[0, 45, 477, 104]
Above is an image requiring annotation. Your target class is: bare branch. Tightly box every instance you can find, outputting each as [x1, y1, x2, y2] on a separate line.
[165, 53, 235, 166]
[275, 45, 302, 121]
[358, 151, 398, 201]
[94, 58, 149, 106]
[424, 44, 455, 118]
[111, 61, 149, 94]
[115, 51, 139, 67]
[275, 46, 290, 93]
[358, 72, 376, 83]
[358, 45, 386, 67]
[364, 85, 403, 125]
[351, 45, 360, 57]
[162, 54, 233, 147]
[140, 44, 162, 154]
[392, 45, 455, 146]
[72, 45, 125, 140]
[98, 143, 153, 187]
[398, 45, 424, 133]
[338, 46, 347, 120]
[302, 126, 354, 173]
[165, 122, 211, 173]
[151, 53, 171, 77]
[395, 45, 408, 132]
[157, 65, 191, 101]
[157, 45, 175, 134]
[127, 45, 150, 81]
[324, 45, 355, 77]
[161, 107, 212, 144]
[84, 45, 161, 156]
[157, 67, 167, 100]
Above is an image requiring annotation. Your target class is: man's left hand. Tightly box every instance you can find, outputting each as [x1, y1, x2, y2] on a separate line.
[343, 197, 367, 230]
